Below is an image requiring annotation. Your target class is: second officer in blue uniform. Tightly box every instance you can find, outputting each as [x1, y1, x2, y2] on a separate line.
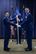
[24, 8, 33, 51]
[3, 12, 16, 51]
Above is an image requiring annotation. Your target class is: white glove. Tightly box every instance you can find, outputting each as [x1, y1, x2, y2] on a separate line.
[16, 23, 21, 27]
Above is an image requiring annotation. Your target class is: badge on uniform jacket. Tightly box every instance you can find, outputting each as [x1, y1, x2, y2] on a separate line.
[21, 18, 23, 21]
[25, 16, 27, 19]
[25, 16, 27, 21]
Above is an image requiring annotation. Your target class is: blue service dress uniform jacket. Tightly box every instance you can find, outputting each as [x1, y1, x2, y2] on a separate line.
[21, 13, 33, 49]
[3, 17, 17, 49]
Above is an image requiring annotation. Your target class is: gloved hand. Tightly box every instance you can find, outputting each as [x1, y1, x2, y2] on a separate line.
[16, 23, 21, 27]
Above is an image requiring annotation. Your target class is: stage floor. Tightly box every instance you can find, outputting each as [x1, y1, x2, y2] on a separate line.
[0, 39, 36, 54]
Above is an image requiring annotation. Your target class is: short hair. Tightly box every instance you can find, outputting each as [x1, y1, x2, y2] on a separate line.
[25, 8, 30, 10]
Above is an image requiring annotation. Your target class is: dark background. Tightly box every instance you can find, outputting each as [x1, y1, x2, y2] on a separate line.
[0, 0, 36, 38]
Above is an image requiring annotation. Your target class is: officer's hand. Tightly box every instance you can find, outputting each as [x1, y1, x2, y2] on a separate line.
[16, 15, 20, 22]
[16, 24, 21, 27]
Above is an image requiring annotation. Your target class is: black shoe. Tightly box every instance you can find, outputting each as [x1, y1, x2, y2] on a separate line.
[4, 48, 10, 51]
[25, 48, 32, 51]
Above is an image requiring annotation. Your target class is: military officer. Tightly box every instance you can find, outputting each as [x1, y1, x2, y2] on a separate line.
[3, 12, 16, 51]
[24, 8, 33, 51]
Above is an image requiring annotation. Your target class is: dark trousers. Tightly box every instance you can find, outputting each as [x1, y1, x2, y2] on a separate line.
[26, 30, 32, 49]
[4, 31, 10, 49]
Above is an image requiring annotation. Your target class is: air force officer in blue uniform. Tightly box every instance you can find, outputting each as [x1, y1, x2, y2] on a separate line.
[3, 12, 16, 51]
[24, 8, 33, 51]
